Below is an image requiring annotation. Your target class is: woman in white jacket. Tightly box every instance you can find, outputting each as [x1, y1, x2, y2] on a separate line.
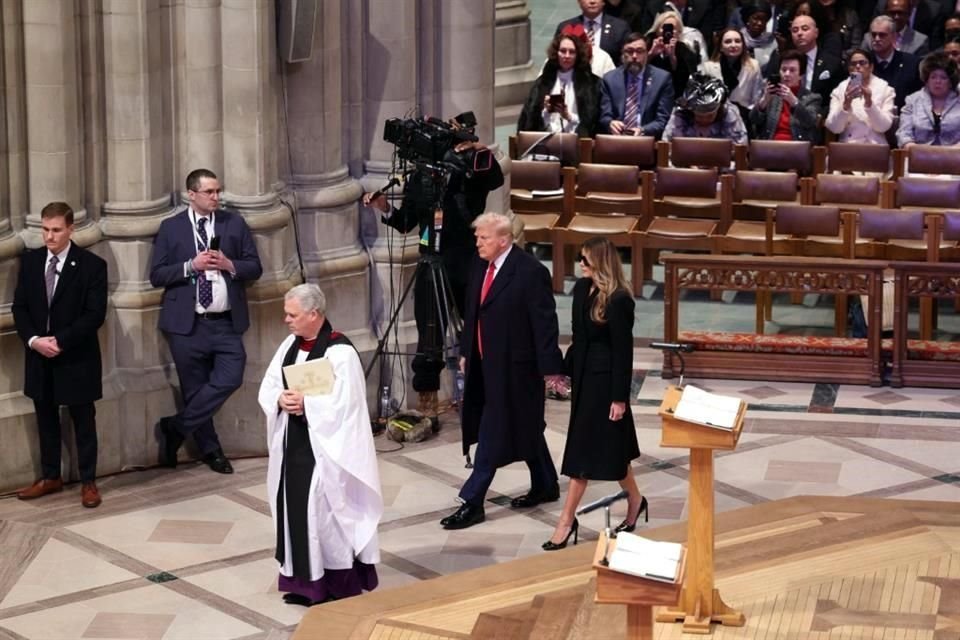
[825, 49, 896, 144]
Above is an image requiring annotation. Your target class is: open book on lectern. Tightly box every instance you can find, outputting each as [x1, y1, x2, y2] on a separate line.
[672, 385, 743, 431]
[608, 533, 683, 583]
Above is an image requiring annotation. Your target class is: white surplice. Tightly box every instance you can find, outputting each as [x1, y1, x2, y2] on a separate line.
[258, 334, 383, 581]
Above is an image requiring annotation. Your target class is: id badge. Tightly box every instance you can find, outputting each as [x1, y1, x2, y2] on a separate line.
[205, 269, 219, 281]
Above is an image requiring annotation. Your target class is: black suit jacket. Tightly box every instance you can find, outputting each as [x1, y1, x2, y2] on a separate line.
[459, 247, 562, 466]
[555, 14, 631, 67]
[873, 0, 947, 48]
[149, 208, 262, 335]
[12, 243, 107, 405]
[872, 50, 922, 110]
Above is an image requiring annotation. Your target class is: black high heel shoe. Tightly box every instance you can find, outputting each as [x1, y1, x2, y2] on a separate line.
[613, 496, 648, 535]
[542, 517, 579, 551]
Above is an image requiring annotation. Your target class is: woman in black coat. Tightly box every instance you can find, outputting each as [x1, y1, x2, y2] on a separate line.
[517, 29, 601, 138]
[543, 237, 647, 551]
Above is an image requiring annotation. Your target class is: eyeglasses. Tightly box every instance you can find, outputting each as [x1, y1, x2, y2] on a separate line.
[622, 47, 646, 56]
[869, 31, 892, 38]
[193, 188, 223, 197]
[577, 252, 590, 267]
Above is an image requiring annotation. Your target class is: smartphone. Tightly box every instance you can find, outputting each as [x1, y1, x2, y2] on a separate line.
[662, 23, 674, 44]
[849, 71, 862, 88]
[209, 236, 220, 251]
[768, 73, 781, 87]
[549, 93, 565, 107]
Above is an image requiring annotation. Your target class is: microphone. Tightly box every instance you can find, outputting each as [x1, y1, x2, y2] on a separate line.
[576, 490, 629, 516]
[366, 177, 401, 202]
[649, 342, 695, 352]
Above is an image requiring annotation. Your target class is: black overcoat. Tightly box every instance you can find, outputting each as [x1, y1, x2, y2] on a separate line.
[459, 248, 563, 467]
[12, 243, 107, 405]
[560, 278, 639, 480]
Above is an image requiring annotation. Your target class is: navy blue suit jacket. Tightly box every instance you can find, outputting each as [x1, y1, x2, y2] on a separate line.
[599, 65, 675, 138]
[149, 208, 262, 335]
[555, 14, 631, 66]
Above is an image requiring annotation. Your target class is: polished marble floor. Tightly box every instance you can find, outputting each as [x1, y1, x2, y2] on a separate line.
[2, 336, 960, 639]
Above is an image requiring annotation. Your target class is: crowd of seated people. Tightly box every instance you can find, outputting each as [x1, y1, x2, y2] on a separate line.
[519, 0, 960, 150]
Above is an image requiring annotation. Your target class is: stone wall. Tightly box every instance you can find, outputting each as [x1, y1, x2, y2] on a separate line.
[0, 0, 503, 493]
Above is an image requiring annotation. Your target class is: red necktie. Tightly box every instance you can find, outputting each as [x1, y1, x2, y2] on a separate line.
[478, 263, 496, 357]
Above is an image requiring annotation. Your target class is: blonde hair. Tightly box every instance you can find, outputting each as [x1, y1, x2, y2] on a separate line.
[581, 237, 631, 323]
[472, 212, 513, 237]
[647, 10, 685, 38]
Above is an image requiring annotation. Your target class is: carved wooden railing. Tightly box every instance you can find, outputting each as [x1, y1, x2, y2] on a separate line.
[662, 254, 887, 386]
[891, 262, 960, 388]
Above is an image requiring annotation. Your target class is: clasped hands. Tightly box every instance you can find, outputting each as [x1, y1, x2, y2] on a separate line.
[33, 336, 61, 358]
[278, 389, 305, 416]
[192, 250, 234, 274]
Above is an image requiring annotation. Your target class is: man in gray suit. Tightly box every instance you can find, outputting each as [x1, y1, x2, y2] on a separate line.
[149, 168, 262, 474]
[599, 33, 675, 138]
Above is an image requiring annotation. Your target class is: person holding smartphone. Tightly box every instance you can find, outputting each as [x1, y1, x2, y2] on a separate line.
[825, 49, 895, 144]
[749, 49, 822, 142]
[644, 11, 700, 96]
[517, 27, 601, 137]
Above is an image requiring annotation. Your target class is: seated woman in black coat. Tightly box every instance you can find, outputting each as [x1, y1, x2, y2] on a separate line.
[543, 237, 647, 551]
[517, 27, 601, 138]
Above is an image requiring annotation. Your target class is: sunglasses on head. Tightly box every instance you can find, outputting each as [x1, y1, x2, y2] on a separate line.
[577, 252, 590, 267]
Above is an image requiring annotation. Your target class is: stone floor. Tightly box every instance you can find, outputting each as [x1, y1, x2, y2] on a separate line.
[2, 331, 960, 639]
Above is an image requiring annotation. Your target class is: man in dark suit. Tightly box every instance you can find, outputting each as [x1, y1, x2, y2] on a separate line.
[439, 212, 565, 530]
[556, 0, 631, 66]
[149, 168, 262, 474]
[868, 14, 923, 110]
[873, 0, 948, 49]
[12, 202, 107, 508]
[766, 14, 844, 114]
[599, 34, 675, 137]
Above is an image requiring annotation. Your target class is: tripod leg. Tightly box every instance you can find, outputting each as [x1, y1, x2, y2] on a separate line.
[364, 260, 423, 378]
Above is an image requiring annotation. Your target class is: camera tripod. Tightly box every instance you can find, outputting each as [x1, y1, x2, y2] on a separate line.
[365, 252, 463, 405]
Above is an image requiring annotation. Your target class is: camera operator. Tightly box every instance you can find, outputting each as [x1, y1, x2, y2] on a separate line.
[362, 137, 503, 430]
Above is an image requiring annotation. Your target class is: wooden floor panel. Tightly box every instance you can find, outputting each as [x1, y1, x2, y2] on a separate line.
[294, 497, 960, 640]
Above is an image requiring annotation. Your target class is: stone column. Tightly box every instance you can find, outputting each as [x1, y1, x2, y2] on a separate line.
[431, 0, 511, 217]
[177, 0, 223, 178]
[21, 0, 96, 246]
[495, 0, 538, 107]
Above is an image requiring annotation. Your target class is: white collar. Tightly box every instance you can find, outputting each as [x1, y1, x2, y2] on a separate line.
[47, 242, 71, 264]
[491, 244, 513, 271]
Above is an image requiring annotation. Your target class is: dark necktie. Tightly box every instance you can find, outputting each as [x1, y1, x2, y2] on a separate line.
[478, 263, 496, 357]
[624, 75, 640, 129]
[877, 60, 888, 73]
[196, 217, 212, 308]
[45, 255, 59, 304]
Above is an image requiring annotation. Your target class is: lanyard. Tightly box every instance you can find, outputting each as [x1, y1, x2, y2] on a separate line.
[189, 208, 216, 253]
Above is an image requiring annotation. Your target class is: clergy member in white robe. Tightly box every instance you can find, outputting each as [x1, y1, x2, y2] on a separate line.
[258, 283, 383, 606]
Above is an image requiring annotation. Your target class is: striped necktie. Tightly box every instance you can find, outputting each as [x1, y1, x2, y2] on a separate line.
[624, 75, 640, 129]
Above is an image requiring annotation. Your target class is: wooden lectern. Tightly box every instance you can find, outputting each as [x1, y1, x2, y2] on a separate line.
[592, 537, 686, 640]
[655, 385, 747, 633]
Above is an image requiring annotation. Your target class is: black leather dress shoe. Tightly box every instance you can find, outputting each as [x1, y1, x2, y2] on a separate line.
[157, 417, 185, 468]
[202, 448, 234, 474]
[282, 593, 314, 607]
[440, 503, 485, 530]
[510, 484, 560, 508]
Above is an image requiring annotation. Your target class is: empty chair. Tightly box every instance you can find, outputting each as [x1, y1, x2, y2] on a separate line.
[658, 137, 733, 170]
[633, 166, 733, 285]
[886, 176, 960, 213]
[510, 160, 575, 245]
[551, 163, 651, 294]
[510, 131, 579, 165]
[735, 139, 813, 173]
[764, 204, 851, 335]
[717, 170, 805, 257]
[816, 142, 892, 177]
[580, 134, 657, 168]
[811, 173, 882, 211]
[895, 143, 960, 178]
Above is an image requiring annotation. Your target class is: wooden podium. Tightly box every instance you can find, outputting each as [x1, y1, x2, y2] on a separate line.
[655, 385, 747, 633]
[592, 536, 686, 640]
